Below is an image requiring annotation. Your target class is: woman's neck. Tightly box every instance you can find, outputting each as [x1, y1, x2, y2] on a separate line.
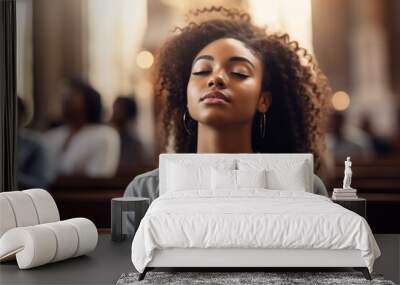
[196, 123, 253, 153]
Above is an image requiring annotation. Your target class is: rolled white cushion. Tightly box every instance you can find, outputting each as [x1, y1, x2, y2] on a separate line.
[0, 196, 17, 237]
[23, 189, 60, 224]
[0, 226, 57, 269]
[0, 218, 98, 269]
[42, 221, 79, 262]
[64, 218, 98, 257]
[0, 191, 39, 227]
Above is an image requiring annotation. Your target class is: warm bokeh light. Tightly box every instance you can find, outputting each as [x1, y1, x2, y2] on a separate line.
[136, 50, 154, 69]
[249, 0, 313, 53]
[331, 91, 350, 111]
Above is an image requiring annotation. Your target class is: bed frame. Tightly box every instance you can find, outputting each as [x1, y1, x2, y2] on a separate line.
[138, 248, 371, 280]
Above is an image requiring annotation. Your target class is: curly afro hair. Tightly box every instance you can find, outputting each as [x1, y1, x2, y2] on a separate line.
[153, 6, 331, 173]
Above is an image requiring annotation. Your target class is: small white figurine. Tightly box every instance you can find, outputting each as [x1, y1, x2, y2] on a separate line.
[342, 156, 353, 189]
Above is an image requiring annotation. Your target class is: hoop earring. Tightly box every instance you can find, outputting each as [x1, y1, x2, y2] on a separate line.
[183, 110, 192, 135]
[260, 112, 267, 138]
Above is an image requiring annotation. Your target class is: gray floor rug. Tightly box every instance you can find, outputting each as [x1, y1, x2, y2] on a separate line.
[116, 271, 396, 285]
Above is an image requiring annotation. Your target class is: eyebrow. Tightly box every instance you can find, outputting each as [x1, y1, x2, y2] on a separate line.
[192, 55, 255, 69]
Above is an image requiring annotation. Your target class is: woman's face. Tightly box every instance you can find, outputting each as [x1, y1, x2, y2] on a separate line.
[187, 38, 270, 128]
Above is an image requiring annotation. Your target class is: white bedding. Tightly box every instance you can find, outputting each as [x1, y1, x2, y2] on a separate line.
[131, 190, 380, 273]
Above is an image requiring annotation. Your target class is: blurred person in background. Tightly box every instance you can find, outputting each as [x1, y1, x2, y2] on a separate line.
[110, 95, 145, 175]
[326, 111, 373, 161]
[360, 115, 394, 157]
[44, 78, 120, 178]
[17, 97, 52, 189]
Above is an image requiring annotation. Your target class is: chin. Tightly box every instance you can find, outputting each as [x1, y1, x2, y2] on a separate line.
[196, 113, 235, 128]
[198, 115, 226, 126]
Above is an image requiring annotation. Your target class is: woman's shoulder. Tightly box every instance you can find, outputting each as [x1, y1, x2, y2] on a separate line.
[313, 174, 328, 197]
[133, 168, 159, 181]
[123, 169, 160, 199]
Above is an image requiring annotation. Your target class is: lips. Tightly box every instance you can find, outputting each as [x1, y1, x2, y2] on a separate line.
[200, 91, 230, 103]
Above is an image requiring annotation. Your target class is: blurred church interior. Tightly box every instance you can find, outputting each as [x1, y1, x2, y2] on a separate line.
[14, 0, 400, 281]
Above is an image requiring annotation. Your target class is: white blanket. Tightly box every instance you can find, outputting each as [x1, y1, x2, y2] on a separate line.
[131, 190, 380, 273]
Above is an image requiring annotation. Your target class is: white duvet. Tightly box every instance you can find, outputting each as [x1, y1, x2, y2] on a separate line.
[131, 190, 380, 273]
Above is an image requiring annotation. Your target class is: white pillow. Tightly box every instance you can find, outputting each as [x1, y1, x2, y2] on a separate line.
[211, 168, 236, 190]
[238, 159, 308, 192]
[267, 166, 307, 191]
[167, 162, 209, 191]
[167, 160, 235, 192]
[237, 169, 267, 189]
[211, 168, 267, 191]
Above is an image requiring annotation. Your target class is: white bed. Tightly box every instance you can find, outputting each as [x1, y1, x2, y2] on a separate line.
[131, 154, 380, 280]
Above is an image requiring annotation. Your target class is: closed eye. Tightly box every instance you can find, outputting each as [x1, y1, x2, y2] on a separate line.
[192, 70, 211, 76]
[231, 72, 249, 79]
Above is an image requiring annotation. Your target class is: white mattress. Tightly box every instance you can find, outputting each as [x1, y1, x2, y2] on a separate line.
[131, 190, 380, 273]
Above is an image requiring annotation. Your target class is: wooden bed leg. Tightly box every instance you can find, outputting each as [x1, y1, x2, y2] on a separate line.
[354, 267, 372, 280]
[138, 268, 148, 281]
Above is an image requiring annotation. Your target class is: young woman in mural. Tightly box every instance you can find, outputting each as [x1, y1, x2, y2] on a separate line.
[124, 6, 331, 233]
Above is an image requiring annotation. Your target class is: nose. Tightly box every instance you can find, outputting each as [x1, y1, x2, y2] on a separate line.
[208, 74, 226, 89]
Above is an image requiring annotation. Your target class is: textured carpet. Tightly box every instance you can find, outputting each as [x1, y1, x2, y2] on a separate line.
[116, 271, 396, 285]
